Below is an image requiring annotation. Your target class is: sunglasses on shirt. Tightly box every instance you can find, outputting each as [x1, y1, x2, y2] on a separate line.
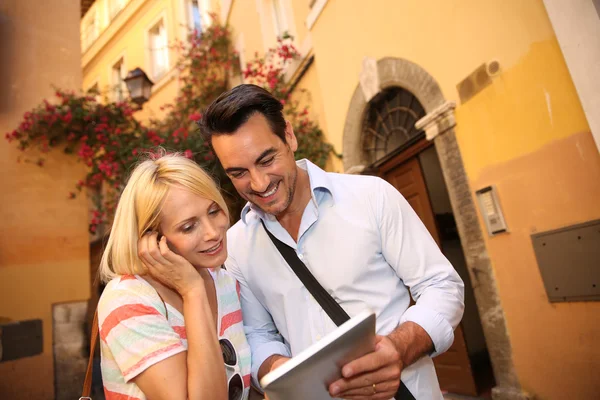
[220, 338, 243, 400]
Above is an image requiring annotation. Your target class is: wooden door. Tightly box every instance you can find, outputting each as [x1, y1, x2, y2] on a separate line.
[381, 154, 479, 396]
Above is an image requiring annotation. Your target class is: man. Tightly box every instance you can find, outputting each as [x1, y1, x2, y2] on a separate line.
[200, 84, 464, 399]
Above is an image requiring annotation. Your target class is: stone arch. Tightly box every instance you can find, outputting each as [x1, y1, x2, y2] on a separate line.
[342, 57, 530, 400]
[342, 57, 446, 172]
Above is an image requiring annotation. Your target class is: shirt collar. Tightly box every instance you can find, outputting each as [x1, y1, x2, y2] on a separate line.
[240, 159, 334, 224]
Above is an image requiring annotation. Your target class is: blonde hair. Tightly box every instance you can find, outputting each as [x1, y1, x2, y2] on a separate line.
[99, 151, 228, 283]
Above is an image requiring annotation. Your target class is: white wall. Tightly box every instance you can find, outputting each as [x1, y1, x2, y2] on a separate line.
[543, 0, 600, 154]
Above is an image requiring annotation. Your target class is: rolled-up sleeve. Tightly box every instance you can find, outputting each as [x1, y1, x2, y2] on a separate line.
[225, 253, 291, 387]
[376, 179, 465, 356]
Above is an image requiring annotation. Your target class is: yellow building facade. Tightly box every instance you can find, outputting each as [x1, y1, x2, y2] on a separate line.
[0, 1, 90, 399]
[227, 1, 600, 399]
[81, 0, 220, 124]
[80, 0, 600, 399]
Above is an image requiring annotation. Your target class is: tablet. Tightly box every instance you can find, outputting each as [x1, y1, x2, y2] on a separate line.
[260, 309, 377, 400]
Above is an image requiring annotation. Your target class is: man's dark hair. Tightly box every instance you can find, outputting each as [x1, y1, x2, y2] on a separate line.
[199, 84, 286, 143]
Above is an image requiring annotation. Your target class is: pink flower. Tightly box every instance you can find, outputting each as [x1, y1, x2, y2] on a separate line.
[268, 78, 278, 89]
[184, 149, 193, 159]
[77, 144, 94, 161]
[146, 130, 165, 146]
[189, 112, 202, 122]
[62, 111, 73, 124]
[5, 131, 20, 142]
[172, 127, 185, 137]
[94, 123, 108, 133]
[44, 100, 55, 112]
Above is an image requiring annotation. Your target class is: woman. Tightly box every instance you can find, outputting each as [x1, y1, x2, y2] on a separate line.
[97, 152, 251, 400]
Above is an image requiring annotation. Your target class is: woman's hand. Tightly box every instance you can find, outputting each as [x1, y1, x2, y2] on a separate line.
[134, 230, 227, 400]
[138, 231, 203, 298]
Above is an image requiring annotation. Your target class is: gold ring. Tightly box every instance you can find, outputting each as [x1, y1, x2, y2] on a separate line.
[372, 383, 377, 394]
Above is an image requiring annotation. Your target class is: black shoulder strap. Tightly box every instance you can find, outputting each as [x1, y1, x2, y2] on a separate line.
[260, 221, 415, 400]
[261, 221, 350, 326]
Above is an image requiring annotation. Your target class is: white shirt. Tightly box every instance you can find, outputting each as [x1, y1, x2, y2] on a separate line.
[225, 159, 465, 399]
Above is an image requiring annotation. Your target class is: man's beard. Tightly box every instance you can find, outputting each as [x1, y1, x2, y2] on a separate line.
[250, 169, 297, 217]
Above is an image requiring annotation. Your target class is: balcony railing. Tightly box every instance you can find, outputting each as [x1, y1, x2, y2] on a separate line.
[81, 0, 130, 53]
[108, 0, 127, 21]
[81, 22, 99, 52]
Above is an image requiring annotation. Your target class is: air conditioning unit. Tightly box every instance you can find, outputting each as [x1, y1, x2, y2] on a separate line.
[456, 60, 501, 104]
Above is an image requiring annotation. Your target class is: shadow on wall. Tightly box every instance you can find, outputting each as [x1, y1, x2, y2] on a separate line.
[0, 11, 14, 113]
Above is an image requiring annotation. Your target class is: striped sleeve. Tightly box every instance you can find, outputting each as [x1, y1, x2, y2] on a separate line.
[98, 279, 186, 382]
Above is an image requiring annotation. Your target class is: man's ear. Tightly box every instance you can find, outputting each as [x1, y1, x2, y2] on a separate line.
[284, 120, 298, 152]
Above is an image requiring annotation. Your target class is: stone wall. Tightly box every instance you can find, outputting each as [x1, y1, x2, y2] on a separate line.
[53, 301, 88, 400]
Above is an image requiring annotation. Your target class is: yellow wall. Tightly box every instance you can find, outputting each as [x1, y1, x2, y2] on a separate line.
[0, 1, 90, 398]
[228, 0, 600, 398]
[457, 28, 600, 400]
[289, 59, 343, 172]
[227, 0, 265, 69]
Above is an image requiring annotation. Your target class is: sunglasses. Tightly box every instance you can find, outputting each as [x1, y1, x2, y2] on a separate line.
[220, 338, 244, 400]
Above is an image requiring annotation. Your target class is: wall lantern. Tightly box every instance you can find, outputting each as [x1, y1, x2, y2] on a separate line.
[124, 67, 154, 106]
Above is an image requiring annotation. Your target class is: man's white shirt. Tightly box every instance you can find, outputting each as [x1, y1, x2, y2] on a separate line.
[226, 159, 465, 399]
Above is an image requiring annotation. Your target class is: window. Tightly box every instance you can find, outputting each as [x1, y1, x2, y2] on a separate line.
[111, 58, 127, 102]
[258, 0, 295, 51]
[148, 19, 169, 80]
[81, 7, 99, 51]
[108, 0, 127, 20]
[271, 0, 288, 37]
[188, 0, 211, 33]
[189, 0, 202, 32]
[361, 87, 426, 164]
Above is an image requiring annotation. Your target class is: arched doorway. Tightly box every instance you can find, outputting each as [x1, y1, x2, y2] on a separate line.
[343, 58, 528, 399]
[361, 86, 490, 396]
[361, 87, 426, 165]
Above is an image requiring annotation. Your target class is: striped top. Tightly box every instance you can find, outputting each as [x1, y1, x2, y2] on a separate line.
[98, 270, 252, 400]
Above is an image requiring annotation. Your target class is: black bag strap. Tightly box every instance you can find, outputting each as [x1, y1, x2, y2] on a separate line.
[261, 221, 415, 400]
[261, 220, 350, 326]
